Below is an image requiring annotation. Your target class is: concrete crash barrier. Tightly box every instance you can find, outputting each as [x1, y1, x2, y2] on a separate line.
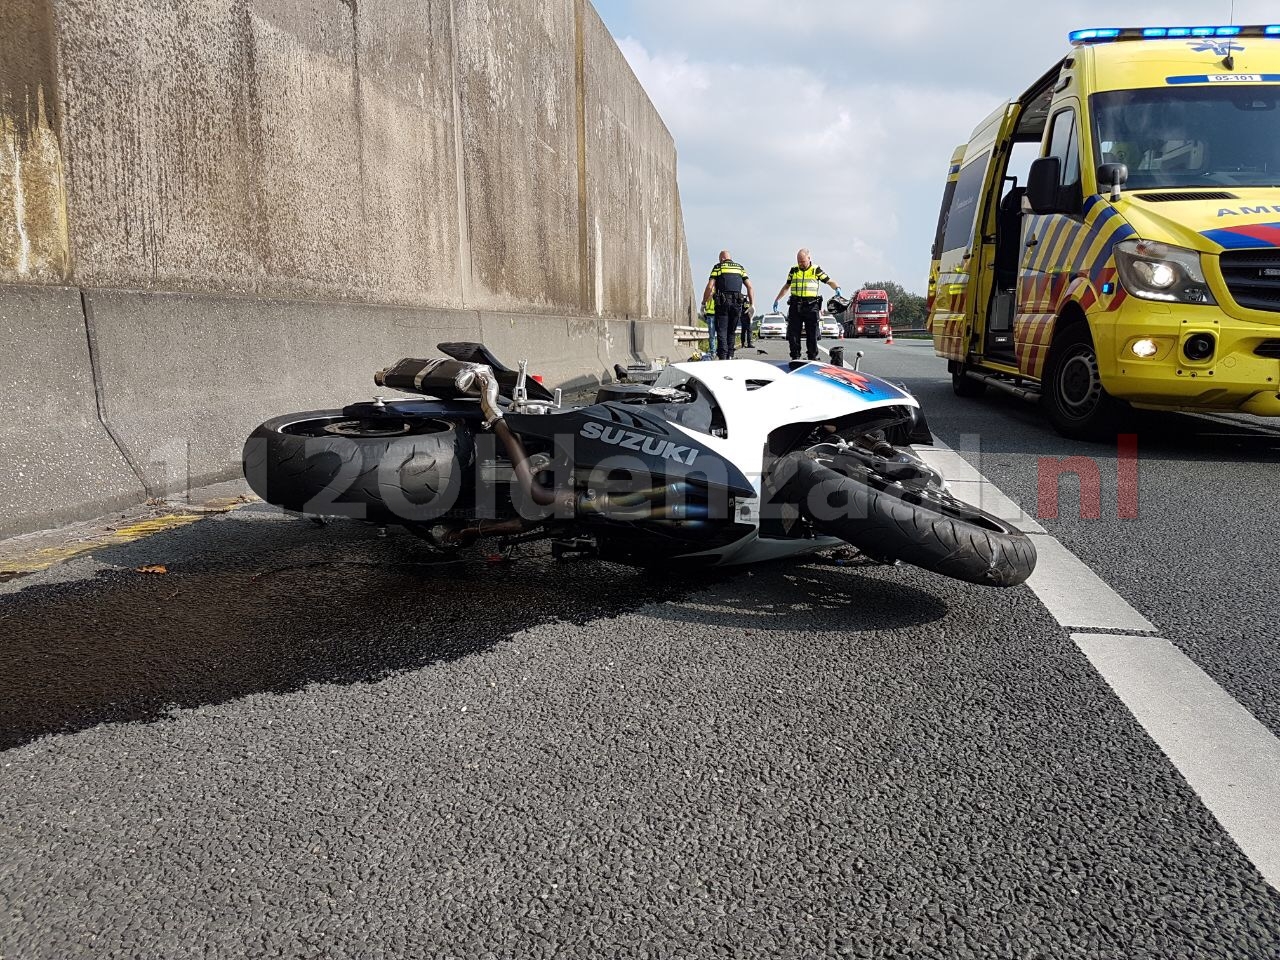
[88, 290, 466, 498]
[0, 285, 145, 537]
[84, 291, 668, 499]
[0, 0, 697, 536]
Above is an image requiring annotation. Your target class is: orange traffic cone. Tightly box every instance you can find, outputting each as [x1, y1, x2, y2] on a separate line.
[884, 327, 894, 345]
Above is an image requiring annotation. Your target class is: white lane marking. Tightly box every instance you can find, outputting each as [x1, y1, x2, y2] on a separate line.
[940, 480, 1046, 535]
[1025, 535, 1156, 632]
[921, 433, 1142, 625]
[920, 430, 1280, 889]
[913, 446, 984, 482]
[912, 444, 1046, 534]
[1074, 633, 1280, 888]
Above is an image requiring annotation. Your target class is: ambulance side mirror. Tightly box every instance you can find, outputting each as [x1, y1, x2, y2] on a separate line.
[1026, 158, 1063, 214]
[1097, 162, 1129, 202]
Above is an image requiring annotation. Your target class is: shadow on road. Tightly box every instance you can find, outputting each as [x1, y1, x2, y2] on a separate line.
[0, 512, 717, 751]
[0, 504, 969, 751]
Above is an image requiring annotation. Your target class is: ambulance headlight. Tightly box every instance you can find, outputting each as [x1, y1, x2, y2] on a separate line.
[1135, 261, 1176, 289]
[1114, 239, 1216, 305]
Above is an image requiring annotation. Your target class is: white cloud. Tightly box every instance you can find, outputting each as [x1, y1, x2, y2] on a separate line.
[601, 0, 1280, 294]
[618, 34, 993, 292]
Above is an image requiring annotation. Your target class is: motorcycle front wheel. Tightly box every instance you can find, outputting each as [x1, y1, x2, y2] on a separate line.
[779, 450, 1036, 587]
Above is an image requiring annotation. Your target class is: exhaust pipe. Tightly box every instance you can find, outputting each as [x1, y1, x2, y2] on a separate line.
[472, 365, 712, 522]
[467, 365, 575, 511]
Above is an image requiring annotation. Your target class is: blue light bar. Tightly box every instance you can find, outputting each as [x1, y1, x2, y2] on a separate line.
[1069, 28, 1122, 43]
[1070, 24, 1280, 44]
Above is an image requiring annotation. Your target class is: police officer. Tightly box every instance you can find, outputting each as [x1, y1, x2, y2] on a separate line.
[773, 249, 843, 361]
[703, 251, 754, 360]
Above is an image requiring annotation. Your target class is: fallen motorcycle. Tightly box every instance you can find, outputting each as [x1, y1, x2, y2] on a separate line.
[242, 343, 1036, 586]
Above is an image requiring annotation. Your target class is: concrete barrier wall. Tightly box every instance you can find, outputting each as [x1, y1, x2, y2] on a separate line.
[0, 0, 692, 535]
[0, 285, 142, 538]
[82, 289, 670, 498]
[581, 1, 689, 324]
[0, 0, 71, 285]
[50, 0, 469, 305]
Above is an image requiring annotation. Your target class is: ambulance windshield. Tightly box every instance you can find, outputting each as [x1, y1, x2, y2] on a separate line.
[1092, 85, 1280, 189]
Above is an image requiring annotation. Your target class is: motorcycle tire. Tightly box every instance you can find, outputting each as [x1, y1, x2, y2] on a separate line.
[243, 410, 475, 522]
[782, 454, 1036, 587]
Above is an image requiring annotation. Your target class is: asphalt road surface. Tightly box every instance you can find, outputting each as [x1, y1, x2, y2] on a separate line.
[3, 335, 1279, 958]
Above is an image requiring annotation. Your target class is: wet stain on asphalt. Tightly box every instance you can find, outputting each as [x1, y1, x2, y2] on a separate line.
[0, 516, 712, 751]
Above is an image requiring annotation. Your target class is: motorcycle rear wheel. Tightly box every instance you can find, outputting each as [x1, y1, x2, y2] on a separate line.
[243, 411, 475, 521]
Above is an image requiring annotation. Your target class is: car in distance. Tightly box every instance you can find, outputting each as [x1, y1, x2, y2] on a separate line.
[820, 317, 841, 339]
[759, 313, 787, 339]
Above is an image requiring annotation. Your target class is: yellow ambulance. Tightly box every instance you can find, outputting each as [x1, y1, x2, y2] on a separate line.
[929, 24, 1280, 438]
[927, 146, 967, 317]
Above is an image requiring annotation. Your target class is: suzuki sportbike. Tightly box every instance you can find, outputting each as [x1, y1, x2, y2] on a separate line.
[242, 343, 1036, 586]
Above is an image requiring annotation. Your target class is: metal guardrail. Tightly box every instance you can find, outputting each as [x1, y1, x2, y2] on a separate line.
[676, 324, 929, 344]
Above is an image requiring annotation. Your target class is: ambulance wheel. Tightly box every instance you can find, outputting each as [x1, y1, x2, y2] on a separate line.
[1042, 326, 1125, 440]
[952, 367, 987, 398]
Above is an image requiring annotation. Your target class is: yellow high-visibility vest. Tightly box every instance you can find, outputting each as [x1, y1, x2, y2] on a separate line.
[788, 265, 830, 298]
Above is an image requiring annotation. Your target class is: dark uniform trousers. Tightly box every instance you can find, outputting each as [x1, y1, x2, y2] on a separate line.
[714, 294, 743, 360]
[787, 296, 822, 360]
[739, 302, 753, 348]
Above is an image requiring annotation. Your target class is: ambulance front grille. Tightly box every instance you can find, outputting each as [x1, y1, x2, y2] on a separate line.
[1220, 250, 1280, 313]
[1255, 340, 1280, 360]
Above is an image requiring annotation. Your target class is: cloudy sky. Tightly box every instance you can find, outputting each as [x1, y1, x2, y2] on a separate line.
[591, 0, 1276, 299]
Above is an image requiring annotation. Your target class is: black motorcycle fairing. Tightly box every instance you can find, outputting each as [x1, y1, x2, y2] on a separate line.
[505, 403, 756, 497]
[436, 341, 514, 373]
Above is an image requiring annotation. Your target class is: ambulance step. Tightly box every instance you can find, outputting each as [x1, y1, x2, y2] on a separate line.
[964, 370, 1041, 402]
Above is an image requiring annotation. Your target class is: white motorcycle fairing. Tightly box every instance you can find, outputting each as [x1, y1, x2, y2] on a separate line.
[647, 359, 923, 566]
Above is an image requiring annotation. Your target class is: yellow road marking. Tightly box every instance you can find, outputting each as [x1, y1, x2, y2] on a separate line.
[0, 499, 251, 577]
